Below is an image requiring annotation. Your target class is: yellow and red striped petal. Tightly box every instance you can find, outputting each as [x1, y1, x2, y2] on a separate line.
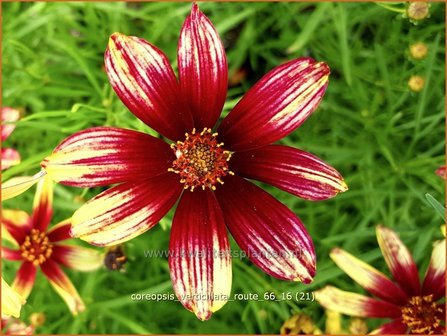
[2, 247, 23, 261]
[1, 209, 32, 245]
[40, 259, 84, 315]
[47, 219, 71, 242]
[376, 225, 421, 296]
[42, 127, 173, 187]
[178, 3, 228, 129]
[231, 145, 347, 201]
[422, 239, 445, 300]
[52, 244, 103, 272]
[215, 174, 315, 283]
[31, 175, 53, 232]
[1, 107, 20, 141]
[315, 286, 402, 318]
[12, 262, 37, 299]
[330, 248, 408, 305]
[169, 189, 231, 321]
[369, 319, 408, 334]
[1, 148, 21, 170]
[105, 33, 193, 141]
[1, 277, 25, 318]
[218, 58, 329, 151]
[1, 170, 46, 201]
[71, 174, 182, 246]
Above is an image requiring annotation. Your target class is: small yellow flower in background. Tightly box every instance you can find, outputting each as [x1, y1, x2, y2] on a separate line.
[29, 312, 45, 328]
[409, 42, 428, 60]
[280, 313, 316, 335]
[408, 75, 425, 92]
[1, 277, 25, 318]
[407, 2, 430, 22]
[349, 317, 368, 334]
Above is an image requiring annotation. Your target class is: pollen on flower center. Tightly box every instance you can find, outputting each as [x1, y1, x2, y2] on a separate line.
[168, 128, 234, 191]
[20, 229, 53, 266]
[401, 294, 443, 334]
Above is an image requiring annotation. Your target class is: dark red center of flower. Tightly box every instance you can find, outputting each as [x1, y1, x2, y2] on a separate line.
[401, 294, 443, 334]
[20, 229, 53, 266]
[169, 128, 233, 191]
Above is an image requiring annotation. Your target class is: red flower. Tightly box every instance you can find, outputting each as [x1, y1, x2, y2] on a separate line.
[2, 177, 102, 314]
[1, 107, 21, 170]
[41, 4, 347, 320]
[316, 225, 445, 334]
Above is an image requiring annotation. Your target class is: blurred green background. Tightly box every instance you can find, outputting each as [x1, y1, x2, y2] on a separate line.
[2, 1, 445, 334]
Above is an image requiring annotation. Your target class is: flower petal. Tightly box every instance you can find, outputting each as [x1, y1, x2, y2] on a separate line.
[1, 170, 46, 201]
[2, 247, 23, 261]
[41, 127, 174, 187]
[230, 145, 347, 201]
[376, 225, 421, 296]
[435, 165, 445, 179]
[330, 248, 408, 305]
[314, 286, 402, 318]
[40, 259, 84, 315]
[1, 209, 31, 245]
[1, 107, 20, 141]
[2, 277, 25, 318]
[178, 3, 228, 129]
[47, 219, 71, 242]
[12, 262, 37, 299]
[51, 244, 103, 272]
[105, 33, 193, 141]
[215, 174, 315, 282]
[71, 173, 182, 246]
[369, 319, 408, 334]
[31, 175, 53, 232]
[169, 189, 231, 321]
[1, 148, 21, 170]
[218, 58, 329, 151]
[422, 239, 445, 300]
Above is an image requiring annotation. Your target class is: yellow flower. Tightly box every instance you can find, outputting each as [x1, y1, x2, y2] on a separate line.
[408, 75, 425, 92]
[409, 42, 428, 60]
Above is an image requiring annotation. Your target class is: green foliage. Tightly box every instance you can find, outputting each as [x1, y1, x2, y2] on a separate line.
[2, 2, 445, 334]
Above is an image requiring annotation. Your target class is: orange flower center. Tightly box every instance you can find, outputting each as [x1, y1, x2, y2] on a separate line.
[20, 229, 53, 266]
[169, 128, 233, 191]
[401, 294, 443, 334]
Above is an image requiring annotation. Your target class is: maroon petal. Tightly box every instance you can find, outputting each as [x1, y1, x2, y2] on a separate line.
[178, 3, 228, 129]
[169, 189, 231, 321]
[31, 176, 53, 232]
[12, 262, 37, 299]
[231, 145, 347, 201]
[215, 174, 315, 282]
[70, 173, 182, 246]
[422, 239, 445, 300]
[2, 210, 32, 245]
[105, 33, 193, 141]
[218, 58, 329, 151]
[2, 247, 23, 261]
[369, 319, 408, 334]
[47, 220, 71, 242]
[42, 127, 174, 187]
[376, 225, 421, 296]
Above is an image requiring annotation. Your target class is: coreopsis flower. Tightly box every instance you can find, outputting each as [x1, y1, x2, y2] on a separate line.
[1, 278, 25, 318]
[1, 318, 33, 335]
[1, 107, 21, 170]
[316, 225, 446, 334]
[1, 176, 102, 314]
[41, 4, 347, 320]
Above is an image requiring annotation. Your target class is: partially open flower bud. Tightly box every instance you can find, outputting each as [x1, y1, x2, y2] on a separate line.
[409, 42, 428, 60]
[407, 2, 430, 21]
[408, 75, 425, 92]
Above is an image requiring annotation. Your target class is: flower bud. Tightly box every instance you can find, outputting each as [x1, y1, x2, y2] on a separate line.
[408, 75, 425, 92]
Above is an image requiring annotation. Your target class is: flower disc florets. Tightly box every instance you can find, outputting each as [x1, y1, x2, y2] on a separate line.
[20, 229, 53, 266]
[401, 294, 443, 334]
[169, 128, 233, 191]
